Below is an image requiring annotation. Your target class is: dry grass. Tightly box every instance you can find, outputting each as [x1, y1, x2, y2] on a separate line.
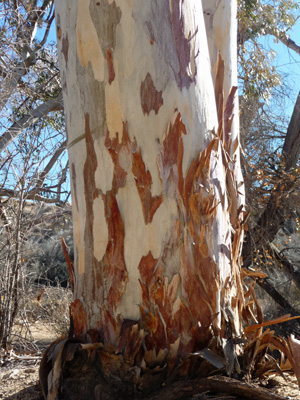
[10, 283, 72, 352]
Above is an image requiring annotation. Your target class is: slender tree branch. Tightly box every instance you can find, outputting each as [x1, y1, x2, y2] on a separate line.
[29, 140, 67, 191]
[275, 32, 300, 57]
[0, 92, 63, 152]
[39, 12, 55, 48]
[270, 242, 300, 293]
[0, 188, 65, 204]
[0, 54, 36, 113]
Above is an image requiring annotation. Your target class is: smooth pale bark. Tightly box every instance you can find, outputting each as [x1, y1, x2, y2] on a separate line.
[55, 0, 244, 361]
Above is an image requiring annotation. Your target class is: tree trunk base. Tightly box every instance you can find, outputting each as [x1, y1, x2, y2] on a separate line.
[40, 339, 289, 400]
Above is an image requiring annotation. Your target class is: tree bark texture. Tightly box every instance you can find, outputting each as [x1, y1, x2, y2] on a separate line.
[50, 0, 246, 398]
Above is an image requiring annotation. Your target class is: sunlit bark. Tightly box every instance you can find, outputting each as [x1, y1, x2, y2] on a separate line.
[47, 0, 245, 398]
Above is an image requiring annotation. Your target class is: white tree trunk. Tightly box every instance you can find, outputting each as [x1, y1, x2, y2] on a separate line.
[55, 0, 244, 355]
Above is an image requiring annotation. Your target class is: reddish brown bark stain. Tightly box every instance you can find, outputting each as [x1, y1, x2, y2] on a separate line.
[123, 324, 144, 365]
[82, 115, 128, 341]
[156, 112, 220, 353]
[70, 299, 88, 337]
[82, 114, 100, 330]
[57, 26, 61, 40]
[101, 194, 127, 307]
[138, 251, 199, 354]
[104, 124, 130, 193]
[56, 15, 61, 40]
[215, 53, 225, 124]
[62, 35, 69, 66]
[132, 147, 163, 224]
[224, 86, 237, 148]
[105, 122, 163, 224]
[83, 114, 98, 203]
[106, 47, 115, 84]
[140, 73, 163, 115]
[157, 113, 186, 190]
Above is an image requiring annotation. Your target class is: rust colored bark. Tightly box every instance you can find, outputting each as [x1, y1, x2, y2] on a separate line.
[140, 72, 163, 115]
[70, 299, 88, 336]
[132, 147, 163, 224]
[106, 47, 115, 84]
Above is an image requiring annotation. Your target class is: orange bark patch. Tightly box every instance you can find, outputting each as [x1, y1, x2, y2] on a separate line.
[224, 86, 237, 148]
[157, 113, 186, 191]
[156, 112, 221, 352]
[106, 122, 163, 224]
[138, 251, 195, 351]
[140, 72, 164, 115]
[132, 148, 163, 224]
[123, 323, 144, 365]
[181, 141, 220, 327]
[97, 193, 128, 325]
[215, 53, 224, 123]
[82, 115, 128, 343]
[70, 299, 88, 337]
[106, 46, 115, 84]
[105, 124, 131, 193]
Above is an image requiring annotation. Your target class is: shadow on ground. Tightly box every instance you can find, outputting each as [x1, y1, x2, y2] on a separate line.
[5, 383, 43, 400]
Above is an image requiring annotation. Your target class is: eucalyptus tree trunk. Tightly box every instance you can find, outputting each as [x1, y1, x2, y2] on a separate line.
[43, 1, 245, 398]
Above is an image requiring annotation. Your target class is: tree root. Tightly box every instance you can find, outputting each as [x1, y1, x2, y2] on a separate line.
[145, 375, 289, 400]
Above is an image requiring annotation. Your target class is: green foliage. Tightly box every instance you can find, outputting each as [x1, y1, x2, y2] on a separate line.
[239, 0, 298, 37]
[238, 0, 299, 99]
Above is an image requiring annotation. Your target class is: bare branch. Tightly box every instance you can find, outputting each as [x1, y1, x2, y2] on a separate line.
[0, 92, 63, 152]
[270, 31, 300, 57]
[0, 187, 65, 204]
[145, 376, 287, 400]
[39, 12, 55, 48]
[0, 55, 36, 113]
[29, 140, 67, 191]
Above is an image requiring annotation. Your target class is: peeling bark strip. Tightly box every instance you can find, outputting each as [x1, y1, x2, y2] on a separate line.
[157, 113, 186, 190]
[53, 0, 246, 397]
[139, 252, 197, 352]
[134, 113, 222, 354]
[132, 147, 163, 224]
[70, 299, 88, 336]
[97, 193, 127, 332]
[140, 73, 164, 115]
[72, 115, 128, 339]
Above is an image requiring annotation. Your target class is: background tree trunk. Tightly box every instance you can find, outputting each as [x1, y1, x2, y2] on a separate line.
[47, 0, 245, 398]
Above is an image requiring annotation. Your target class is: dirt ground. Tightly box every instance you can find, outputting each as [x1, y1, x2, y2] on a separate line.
[0, 322, 56, 400]
[0, 323, 299, 400]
